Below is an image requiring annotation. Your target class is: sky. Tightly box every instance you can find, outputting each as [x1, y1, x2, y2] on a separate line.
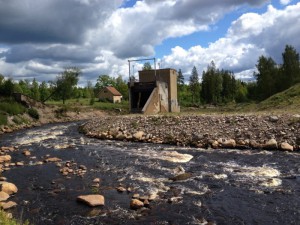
[0, 0, 299, 85]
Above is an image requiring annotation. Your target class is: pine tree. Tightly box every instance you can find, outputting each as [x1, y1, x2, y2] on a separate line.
[189, 66, 200, 104]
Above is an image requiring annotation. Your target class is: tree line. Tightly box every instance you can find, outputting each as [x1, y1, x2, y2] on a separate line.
[0, 68, 129, 104]
[178, 44, 300, 106]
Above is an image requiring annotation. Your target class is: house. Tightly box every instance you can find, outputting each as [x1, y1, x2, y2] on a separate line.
[128, 68, 180, 114]
[98, 86, 122, 103]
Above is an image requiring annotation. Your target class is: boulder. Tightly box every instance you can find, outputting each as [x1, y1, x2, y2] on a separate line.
[77, 195, 105, 207]
[280, 142, 294, 151]
[221, 139, 236, 148]
[116, 186, 126, 193]
[269, 116, 279, 122]
[0, 182, 18, 195]
[264, 139, 278, 149]
[0, 191, 10, 201]
[0, 201, 17, 210]
[130, 199, 144, 210]
[0, 155, 11, 163]
[23, 150, 31, 156]
[44, 157, 62, 163]
[133, 131, 144, 140]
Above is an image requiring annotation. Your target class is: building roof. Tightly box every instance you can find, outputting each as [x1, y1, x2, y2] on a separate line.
[103, 86, 122, 96]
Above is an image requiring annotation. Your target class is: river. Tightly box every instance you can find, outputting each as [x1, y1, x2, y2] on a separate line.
[0, 122, 300, 225]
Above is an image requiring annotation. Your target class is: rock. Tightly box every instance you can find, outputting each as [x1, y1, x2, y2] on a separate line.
[77, 195, 105, 207]
[280, 142, 294, 151]
[132, 193, 140, 199]
[116, 186, 127, 193]
[79, 165, 87, 170]
[0, 191, 10, 201]
[93, 178, 100, 183]
[133, 131, 144, 140]
[23, 150, 31, 156]
[0, 182, 18, 195]
[170, 173, 192, 181]
[250, 140, 261, 149]
[143, 199, 150, 207]
[269, 116, 279, 122]
[264, 139, 278, 149]
[221, 139, 236, 148]
[16, 162, 24, 166]
[130, 199, 144, 210]
[44, 157, 62, 163]
[0, 155, 11, 163]
[0, 201, 17, 210]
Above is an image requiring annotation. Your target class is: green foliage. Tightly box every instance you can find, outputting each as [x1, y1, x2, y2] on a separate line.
[89, 97, 95, 105]
[0, 113, 8, 125]
[52, 67, 81, 104]
[28, 108, 40, 120]
[39, 81, 50, 102]
[0, 101, 26, 115]
[0, 209, 30, 225]
[189, 66, 200, 103]
[95, 75, 116, 93]
[142, 62, 152, 70]
[12, 115, 28, 125]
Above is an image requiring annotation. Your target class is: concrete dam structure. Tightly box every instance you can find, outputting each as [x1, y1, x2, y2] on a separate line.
[129, 68, 180, 114]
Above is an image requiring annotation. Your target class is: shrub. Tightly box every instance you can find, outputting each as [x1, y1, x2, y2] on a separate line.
[0, 102, 26, 115]
[0, 113, 7, 125]
[28, 108, 40, 120]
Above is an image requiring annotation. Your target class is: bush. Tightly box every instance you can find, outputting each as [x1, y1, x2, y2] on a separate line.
[0, 209, 30, 225]
[28, 108, 40, 120]
[12, 115, 28, 125]
[55, 106, 68, 118]
[0, 113, 7, 125]
[0, 102, 26, 115]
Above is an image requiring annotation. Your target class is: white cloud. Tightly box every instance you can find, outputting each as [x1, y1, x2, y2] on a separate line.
[162, 2, 300, 81]
[280, 0, 292, 5]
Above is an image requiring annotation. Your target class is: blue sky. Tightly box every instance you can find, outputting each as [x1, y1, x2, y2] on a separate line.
[0, 0, 299, 84]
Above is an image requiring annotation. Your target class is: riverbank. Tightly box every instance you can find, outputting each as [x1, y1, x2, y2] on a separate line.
[81, 113, 300, 151]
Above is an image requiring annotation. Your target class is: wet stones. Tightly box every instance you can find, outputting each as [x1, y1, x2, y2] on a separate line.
[169, 173, 193, 181]
[44, 157, 62, 163]
[77, 195, 105, 207]
[130, 199, 144, 210]
[0, 155, 12, 163]
[59, 161, 87, 177]
[0, 182, 18, 195]
[280, 142, 294, 151]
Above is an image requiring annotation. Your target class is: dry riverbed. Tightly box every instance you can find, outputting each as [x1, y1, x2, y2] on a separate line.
[81, 113, 300, 151]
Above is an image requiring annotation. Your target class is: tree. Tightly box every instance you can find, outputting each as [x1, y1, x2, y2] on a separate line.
[280, 45, 300, 91]
[1, 79, 15, 97]
[142, 62, 152, 70]
[95, 75, 116, 93]
[53, 67, 81, 104]
[189, 66, 200, 104]
[221, 70, 236, 102]
[18, 80, 31, 96]
[177, 69, 184, 90]
[254, 55, 278, 100]
[31, 78, 40, 101]
[39, 81, 50, 102]
[115, 75, 129, 100]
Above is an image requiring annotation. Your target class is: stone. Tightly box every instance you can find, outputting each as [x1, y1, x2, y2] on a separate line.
[116, 186, 127, 193]
[143, 199, 150, 207]
[0, 191, 10, 201]
[280, 142, 294, 151]
[0, 155, 11, 163]
[44, 157, 62, 163]
[269, 116, 279, 122]
[0, 201, 17, 210]
[170, 173, 193, 181]
[250, 140, 261, 149]
[0, 182, 18, 195]
[130, 199, 144, 210]
[79, 165, 87, 170]
[23, 150, 31, 156]
[133, 131, 144, 140]
[264, 139, 278, 149]
[93, 178, 100, 183]
[77, 195, 105, 207]
[221, 139, 236, 148]
[132, 193, 140, 199]
[16, 162, 24, 166]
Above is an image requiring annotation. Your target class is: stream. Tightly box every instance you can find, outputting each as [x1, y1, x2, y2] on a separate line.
[0, 122, 300, 224]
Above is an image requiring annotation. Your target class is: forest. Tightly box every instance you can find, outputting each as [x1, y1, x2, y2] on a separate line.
[0, 45, 299, 107]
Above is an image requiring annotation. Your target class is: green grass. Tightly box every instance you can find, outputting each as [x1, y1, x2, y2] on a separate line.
[46, 98, 129, 114]
[0, 101, 26, 115]
[0, 210, 29, 225]
[0, 113, 8, 125]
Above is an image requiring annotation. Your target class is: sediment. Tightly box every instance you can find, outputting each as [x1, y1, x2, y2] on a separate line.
[81, 113, 300, 151]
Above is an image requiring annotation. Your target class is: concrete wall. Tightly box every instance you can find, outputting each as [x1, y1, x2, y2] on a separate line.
[139, 68, 180, 112]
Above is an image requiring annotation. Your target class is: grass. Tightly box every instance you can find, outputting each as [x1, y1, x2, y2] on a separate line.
[46, 98, 129, 114]
[0, 210, 29, 225]
[0, 113, 8, 125]
[0, 101, 26, 115]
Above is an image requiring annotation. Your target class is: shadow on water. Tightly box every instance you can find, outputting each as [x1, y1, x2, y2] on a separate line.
[0, 122, 300, 224]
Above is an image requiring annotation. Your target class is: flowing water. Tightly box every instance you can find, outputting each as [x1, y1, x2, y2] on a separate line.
[0, 122, 300, 225]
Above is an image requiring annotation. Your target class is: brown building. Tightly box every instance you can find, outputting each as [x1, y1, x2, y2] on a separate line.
[129, 68, 180, 114]
[98, 86, 122, 103]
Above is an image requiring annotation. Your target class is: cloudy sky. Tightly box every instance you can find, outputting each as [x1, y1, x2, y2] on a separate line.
[0, 0, 299, 85]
